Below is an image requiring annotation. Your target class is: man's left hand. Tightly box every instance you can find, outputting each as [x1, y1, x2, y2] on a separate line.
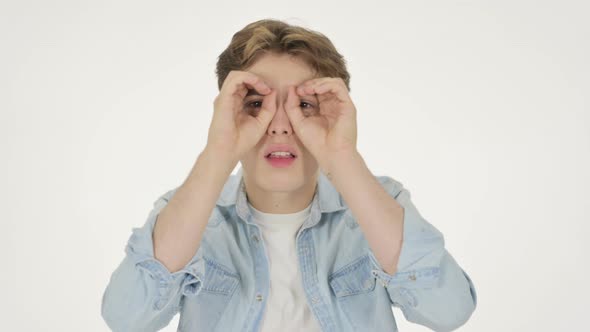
[284, 77, 358, 162]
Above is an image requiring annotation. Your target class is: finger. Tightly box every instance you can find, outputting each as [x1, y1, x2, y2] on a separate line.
[297, 77, 334, 95]
[296, 79, 325, 96]
[300, 77, 330, 87]
[242, 73, 272, 96]
[227, 72, 272, 116]
[306, 80, 352, 104]
[284, 85, 306, 130]
[226, 71, 272, 99]
[256, 88, 277, 127]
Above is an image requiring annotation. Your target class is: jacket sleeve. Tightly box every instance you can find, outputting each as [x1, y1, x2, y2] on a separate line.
[101, 188, 207, 332]
[368, 177, 477, 332]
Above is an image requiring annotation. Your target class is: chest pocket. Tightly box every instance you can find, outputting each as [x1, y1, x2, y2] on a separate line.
[328, 253, 386, 330]
[200, 257, 240, 294]
[329, 253, 376, 297]
[179, 257, 240, 331]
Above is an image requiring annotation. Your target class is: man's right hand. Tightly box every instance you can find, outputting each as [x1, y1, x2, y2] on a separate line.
[206, 70, 277, 163]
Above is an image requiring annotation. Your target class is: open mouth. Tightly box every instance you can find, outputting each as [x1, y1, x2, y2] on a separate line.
[265, 152, 297, 159]
[265, 152, 297, 168]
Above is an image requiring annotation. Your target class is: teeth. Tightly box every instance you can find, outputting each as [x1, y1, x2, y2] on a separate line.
[268, 151, 294, 158]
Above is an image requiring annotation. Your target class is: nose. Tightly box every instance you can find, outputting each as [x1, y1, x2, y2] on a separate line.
[267, 103, 293, 136]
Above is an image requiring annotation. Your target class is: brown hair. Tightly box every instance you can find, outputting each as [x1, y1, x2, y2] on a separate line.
[215, 18, 351, 92]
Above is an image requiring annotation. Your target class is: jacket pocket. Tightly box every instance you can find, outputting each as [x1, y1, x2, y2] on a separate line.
[329, 254, 376, 297]
[328, 255, 389, 331]
[178, 257, 240, 331]
[200, 257, 240, 295]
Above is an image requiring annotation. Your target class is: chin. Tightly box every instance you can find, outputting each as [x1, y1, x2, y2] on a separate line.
[256, 171, 304, 193]
[241, 153, 318, 194]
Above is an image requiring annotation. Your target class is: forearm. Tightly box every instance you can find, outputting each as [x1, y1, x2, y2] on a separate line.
[319, 150, 404, 275]
[153, 148, 237, 273]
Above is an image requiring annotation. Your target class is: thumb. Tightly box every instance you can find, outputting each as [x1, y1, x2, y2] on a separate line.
[256, 88, 277, 128]
[284, 86, 305, 132]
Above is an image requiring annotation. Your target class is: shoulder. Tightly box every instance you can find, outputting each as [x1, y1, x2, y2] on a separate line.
[374, 175, 405, 198]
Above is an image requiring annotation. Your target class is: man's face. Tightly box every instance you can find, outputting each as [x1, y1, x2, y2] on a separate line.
[239, 52, 319, 194]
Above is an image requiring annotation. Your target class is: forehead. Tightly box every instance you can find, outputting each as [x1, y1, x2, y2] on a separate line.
[245, 52, 317, 89]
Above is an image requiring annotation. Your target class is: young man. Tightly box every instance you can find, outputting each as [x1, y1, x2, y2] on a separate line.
[101, 19, 477, 332]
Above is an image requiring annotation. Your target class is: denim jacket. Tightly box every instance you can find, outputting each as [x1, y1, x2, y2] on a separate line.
[101, 167, 477, 332]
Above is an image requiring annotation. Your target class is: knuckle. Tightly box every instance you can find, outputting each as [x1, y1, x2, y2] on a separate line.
[334, 78, 346, 89]
[231, 71, 258, 87]
[225, 70, 243, 84]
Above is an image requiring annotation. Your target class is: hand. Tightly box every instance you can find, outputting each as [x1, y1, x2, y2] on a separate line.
[206, 70, 277, 162]
[284, 77, 358, 160]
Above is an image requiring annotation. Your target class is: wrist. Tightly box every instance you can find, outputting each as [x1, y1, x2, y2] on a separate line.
[203, 145, 240, 165]
[200, 146, 239, 172]
[317, 147, 361, 174]
[317, 148, 360, 167]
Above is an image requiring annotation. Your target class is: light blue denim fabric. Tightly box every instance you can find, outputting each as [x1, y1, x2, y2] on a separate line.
[101, 167, 477, 331]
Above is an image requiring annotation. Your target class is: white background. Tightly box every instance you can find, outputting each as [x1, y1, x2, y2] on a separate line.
[2, 1, 588, 331]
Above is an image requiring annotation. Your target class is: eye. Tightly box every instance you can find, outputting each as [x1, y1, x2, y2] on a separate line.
[245, 100, 262, 109]
[300, 101, 317, 117]
[243, 100, 262, 115]
[300, 101, 313, 109]
[243, 100, 316, 116]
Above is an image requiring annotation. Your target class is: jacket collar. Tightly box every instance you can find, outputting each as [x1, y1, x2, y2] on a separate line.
[215, 166, 346, 226]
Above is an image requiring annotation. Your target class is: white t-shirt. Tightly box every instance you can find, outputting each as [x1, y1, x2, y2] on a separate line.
[247, 201, 322, 332]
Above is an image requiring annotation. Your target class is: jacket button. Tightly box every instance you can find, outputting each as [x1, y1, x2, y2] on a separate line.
[256, 294, 263, 301]
[409, 274, 416, 281]
[154, 299, 165, 310]
[252, 235, 259, 243]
